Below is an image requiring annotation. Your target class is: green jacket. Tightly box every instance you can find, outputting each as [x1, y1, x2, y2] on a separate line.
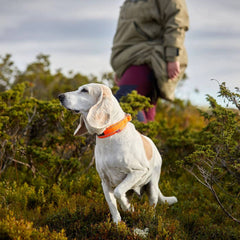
[111, 0, 189, 101]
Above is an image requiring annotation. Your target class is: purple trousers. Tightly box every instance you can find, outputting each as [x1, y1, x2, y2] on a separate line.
[115, 64, 157, 123]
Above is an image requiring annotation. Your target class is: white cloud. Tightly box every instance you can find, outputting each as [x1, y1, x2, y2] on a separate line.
[187, 0, 240, 30]
[0, 0, 122, 21]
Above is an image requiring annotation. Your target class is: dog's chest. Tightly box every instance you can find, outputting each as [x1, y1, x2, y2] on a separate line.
[95, 142, 129, 187]
[94, 132, 150, 188]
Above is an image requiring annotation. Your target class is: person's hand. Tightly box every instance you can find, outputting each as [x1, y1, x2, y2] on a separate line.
[167, 61, 180, 79]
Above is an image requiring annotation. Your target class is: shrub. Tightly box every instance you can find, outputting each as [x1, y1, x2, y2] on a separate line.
[0, 211, 67, 240]
[0, 82, 94, 186]
[1, 55, 240, 239]
[182, 82, 240, 224]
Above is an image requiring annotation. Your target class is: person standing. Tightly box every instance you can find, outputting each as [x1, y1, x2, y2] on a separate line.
[111, 0, 189, 122]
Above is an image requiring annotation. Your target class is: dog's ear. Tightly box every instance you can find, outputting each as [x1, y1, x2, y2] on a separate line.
[86, 85, 112, 131]
[74, 115, 88, 136]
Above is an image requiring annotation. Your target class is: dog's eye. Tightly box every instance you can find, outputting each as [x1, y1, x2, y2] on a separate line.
[81, 88, 88, 93]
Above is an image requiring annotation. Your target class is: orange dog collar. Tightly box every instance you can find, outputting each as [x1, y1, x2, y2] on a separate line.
[98, 114, 132, 139]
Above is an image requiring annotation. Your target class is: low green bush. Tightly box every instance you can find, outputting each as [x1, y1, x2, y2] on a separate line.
[0, 211, 67, 240]
[0, 55, 239, 239]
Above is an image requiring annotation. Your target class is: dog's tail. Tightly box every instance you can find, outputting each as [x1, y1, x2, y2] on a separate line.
[158, 189, 178, 205]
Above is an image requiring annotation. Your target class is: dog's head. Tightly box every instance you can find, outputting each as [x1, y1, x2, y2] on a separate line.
[59, 83, 113, 136]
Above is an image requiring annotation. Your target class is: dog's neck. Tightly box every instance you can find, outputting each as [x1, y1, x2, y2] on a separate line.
[98, 114, 131, 139]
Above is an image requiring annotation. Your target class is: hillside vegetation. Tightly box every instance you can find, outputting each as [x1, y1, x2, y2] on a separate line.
[0, 54, 239, 239]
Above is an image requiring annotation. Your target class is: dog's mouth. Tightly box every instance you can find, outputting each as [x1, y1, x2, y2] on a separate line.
[62, 105, 80, 114]
[68, 109, 80, 114]
[73, 110, 80, 114]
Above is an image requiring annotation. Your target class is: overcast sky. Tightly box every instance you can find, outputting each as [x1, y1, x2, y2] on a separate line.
[1, 0, 240, 106]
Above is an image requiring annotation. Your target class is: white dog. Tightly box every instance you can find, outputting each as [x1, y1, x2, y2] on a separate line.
[59, 83, 177, 224]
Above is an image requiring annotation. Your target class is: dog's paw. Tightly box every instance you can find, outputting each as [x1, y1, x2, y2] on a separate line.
[113, 215, 122, 225]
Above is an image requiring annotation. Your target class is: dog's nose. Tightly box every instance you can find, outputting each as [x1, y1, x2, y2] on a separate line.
[58, 94, 65, 102]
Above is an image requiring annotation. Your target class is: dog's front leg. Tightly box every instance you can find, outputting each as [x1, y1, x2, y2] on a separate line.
[114, 170, 147, 211]
[102, 180, 121, 224]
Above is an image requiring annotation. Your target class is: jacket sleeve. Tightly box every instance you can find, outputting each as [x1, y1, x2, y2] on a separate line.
[158, 0, 189, 62]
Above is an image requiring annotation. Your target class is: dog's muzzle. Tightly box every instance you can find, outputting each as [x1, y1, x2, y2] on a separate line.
[58, 94, 65, 103]
[58, 94, 80, 113]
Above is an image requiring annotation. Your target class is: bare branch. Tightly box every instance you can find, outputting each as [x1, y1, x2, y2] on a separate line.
[84, 155, 95, 173]
[210, 185, 240, 224]
[184, 167, 210, 189]
[9, 158, 36, 176]
[10, 158, 31, 168]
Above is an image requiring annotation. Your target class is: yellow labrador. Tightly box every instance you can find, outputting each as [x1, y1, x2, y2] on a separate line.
[59, 83, 177, 224]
